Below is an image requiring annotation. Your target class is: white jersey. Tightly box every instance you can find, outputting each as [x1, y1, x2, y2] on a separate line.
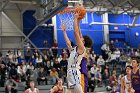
[124, 75, 131, 93]
[28, 88, 37, 93]
[67, 46, 86, 88]
[68, 47, 85, 70]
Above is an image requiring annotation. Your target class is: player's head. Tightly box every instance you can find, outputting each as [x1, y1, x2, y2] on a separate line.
[132, 57, 139, 68]
[30, 81, 35, 88]
[57, 78, 63, 85]
[83, 35, 93, 48]
[125, 65, 132, 74]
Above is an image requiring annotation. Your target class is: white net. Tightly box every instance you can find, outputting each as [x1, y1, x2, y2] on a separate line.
[58, 9, 75, 31]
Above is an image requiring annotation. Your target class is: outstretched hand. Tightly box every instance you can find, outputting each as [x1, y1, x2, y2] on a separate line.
[61, 24, 66, 32]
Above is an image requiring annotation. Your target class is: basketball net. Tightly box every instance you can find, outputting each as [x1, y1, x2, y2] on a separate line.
[58, 0, 83, 31]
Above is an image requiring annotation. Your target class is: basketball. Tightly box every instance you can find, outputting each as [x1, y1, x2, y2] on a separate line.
[75, 6, 86, 20]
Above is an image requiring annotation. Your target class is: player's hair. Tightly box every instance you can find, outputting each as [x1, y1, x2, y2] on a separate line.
[83, 35, 93, 48]
[125, 65, 133, 70]
[132, 57, 139, 64]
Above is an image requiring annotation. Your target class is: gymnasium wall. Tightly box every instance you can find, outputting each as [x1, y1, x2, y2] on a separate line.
[23, 11, 140, 54]
[108, 14, 140, 48]
[23, 10, 53, 48]
[56, 12, 104, 54]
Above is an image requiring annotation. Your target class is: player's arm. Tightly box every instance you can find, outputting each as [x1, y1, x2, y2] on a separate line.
[120, 77, 125, 93]
[74, 13, 84, 54]
[50, 86, 58, 93]
[61, 25, 72, 52]
[36, 89, 40, 93]
[24, 89, 29, 93]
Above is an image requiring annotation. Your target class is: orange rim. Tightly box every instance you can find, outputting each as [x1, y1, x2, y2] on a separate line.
[58, 7, 75, 14]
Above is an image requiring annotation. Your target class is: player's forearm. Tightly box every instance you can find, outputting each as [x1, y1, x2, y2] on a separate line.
[63, 31, 71, 48]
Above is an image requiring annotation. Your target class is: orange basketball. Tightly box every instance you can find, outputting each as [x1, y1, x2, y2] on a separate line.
[75, 6, 86, 20]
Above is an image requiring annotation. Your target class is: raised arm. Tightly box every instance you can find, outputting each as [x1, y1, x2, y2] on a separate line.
[74, 13, 84, 54]
[120, 77, 125, 93]
[61, 25, 72, 52]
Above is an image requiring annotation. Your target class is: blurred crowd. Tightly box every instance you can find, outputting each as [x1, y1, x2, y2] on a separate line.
[0, 39, 140, 93]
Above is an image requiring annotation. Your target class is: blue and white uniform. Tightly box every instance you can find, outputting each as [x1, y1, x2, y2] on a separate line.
[67, 47, 85, 93]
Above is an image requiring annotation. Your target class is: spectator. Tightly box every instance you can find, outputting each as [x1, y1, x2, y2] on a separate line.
[60, 57, 68, 74]
[50, 78, 64, 93]
[59, 67, 66, 83]
[102, 68, 110, 87]
[43, 40, 50, 48]
[0, 64, 6, 87]
[47, 48, 53, 61]
[97, 55, 105, 68]
[129, 48, 135, 57]
[27, 62, 34, 71]
[87, 77, 95, 92]
[36, 55, 43, 68]
[109, 72, 117, 87]
[94, 69, 102, 87]
[17, 63, 27, 82]
[37, 68, 47, 85]
[9, 65, 18, 80]
[33, 49, 39, 59]
[53, 58, 61, 72]
[25, 48, 32, 64]
[90, 64, 97, 77]
[16, 48, 22, 60]
[50, 68, 59, 84]
[109, 40, 114, 52]
[101, 42, 110, 60]
[52, 39, 58, 58]
[119, 53, 127, 70]
[5, 77, 18, 93]
[24, 81, 40, 93]
[5, 85, 15, 93]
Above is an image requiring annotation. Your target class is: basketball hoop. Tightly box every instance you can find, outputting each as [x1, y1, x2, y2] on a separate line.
[58, 7, 75, 31]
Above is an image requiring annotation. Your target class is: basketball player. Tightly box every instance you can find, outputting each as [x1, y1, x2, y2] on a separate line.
[50, 78, 64, 93]
[24, 81, 40, 93]
[121, 66, 135, 93]
[131, 57, 140, 93]
[61, 12, 92, 93]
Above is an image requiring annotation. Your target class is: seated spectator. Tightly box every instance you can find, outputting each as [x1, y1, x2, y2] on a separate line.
[5, 77, 18, 93]
[27, 62, 34, 71]
[36, 55, 43, 68]
[50, 68, 59, 84]
[33, 49, 39, 59]
[47, 48, 53, 61]
[114, 48, 120, 60]
[37, 68, 47, 85]
[17, 63, 27, 82]
[102, 68, 110, 87]
[52, 39, 58, 58]
[97, 55, 105, 68]
[5, 85, 15, 93]
[90, 64, 97, 77]
[59, 67, 66, 83]
[50, 78, 64, 93]
[119, 53, 127, 70]
[0, 64, 6, 87]
[129, 48, 135, 57]
[25, 48, 32, 63]
[53, 58, 61, 72]
[60, 57, 68, 74]
[87, 77, 95, 92]
[9, 65, 18, 80]
[109, 72, 118, 87]
[94, 69, 102, 87]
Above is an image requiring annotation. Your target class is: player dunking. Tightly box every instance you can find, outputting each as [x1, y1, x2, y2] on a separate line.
[131, 57, 140, 93]
[121, 66, 135, 93]
[61, 12, 92, 92]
